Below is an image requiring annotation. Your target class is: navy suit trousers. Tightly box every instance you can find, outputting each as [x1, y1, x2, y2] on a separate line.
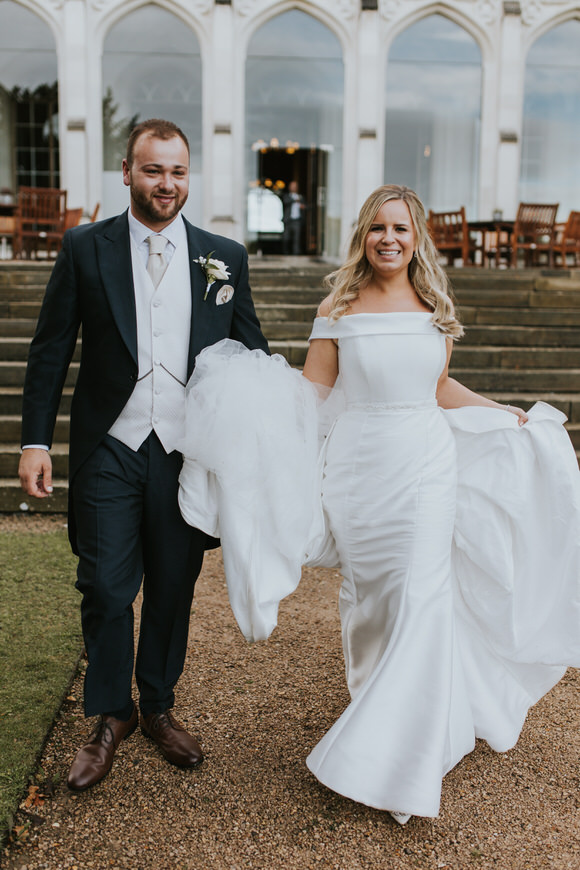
[72, 432, 206, 717]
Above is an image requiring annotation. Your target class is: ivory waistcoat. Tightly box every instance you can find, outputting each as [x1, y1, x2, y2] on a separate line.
[108, 232, 192, 452]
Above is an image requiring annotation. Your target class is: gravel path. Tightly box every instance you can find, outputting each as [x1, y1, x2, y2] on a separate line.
[2, 515, 579, 869]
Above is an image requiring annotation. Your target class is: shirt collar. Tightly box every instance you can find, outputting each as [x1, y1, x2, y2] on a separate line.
[127, 209, 185, 251]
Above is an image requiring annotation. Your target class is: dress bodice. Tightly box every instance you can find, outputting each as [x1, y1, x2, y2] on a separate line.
[309, 313, 447, 407]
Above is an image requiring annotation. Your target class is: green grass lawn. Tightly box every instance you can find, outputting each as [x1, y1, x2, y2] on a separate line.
[0, 521, 81, 840]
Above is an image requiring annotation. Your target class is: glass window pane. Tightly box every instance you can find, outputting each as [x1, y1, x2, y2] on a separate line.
[102, 6, 202, 223]
[385, 15, 481, 217]
[245, 10, 343, 256]
[520, 21, 580, 219]
[0, 0, 57, 90]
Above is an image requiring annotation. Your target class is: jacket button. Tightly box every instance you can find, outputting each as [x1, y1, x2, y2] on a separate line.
[130, 372, 137, 382]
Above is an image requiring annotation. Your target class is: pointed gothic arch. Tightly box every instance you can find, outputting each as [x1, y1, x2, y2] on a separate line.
[384, 12, 482, 216]
[520, 17, 580, 218]
[101, 3, 203, 223]
[0, 0, 59, 192]
[244, 6, 344, 256]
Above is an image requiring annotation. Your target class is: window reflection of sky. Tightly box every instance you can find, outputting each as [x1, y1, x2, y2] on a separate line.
[245, 10, 343, 247]
[389, 15, 481, 63]
[0, 1, 56, 89]
[102, 6, 202, 157]
[102, 5, 202, 222]
[385, 15, 481, 216]
[104, 6, 201, 55]
[520, 21, 580, 216]
[249, 10, 342, 59]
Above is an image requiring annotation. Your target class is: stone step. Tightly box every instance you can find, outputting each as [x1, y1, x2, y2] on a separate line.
[0, 286, 52, 302]
[0, 479, 68, 512]
[256, 303, 319, 323]
[462, 324, 580, 346]
[0, 318, 39, 337]
[450, 367, 580, 392]
[0, 443, 69, 477]
[0, 300, 45, 319]
[459, 307, 580, 327]
[452, 346, 580, 368]
[447, 268, 580, 292]
[0, 263, 54, 288]
[457, 288, 580, 308]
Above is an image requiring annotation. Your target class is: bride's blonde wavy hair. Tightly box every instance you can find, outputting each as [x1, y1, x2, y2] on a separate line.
[325, 185, 463, 338]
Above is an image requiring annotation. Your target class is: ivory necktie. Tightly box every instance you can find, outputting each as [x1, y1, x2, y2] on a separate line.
[146, 234, 168, 288]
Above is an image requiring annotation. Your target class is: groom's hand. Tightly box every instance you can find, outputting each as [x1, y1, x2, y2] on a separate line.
[19, 448, 53, 498]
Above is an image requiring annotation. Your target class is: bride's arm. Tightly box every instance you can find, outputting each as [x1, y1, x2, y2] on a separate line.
[437, 337, 528, 425]
[303, 338, 338, 388]
[302, 298, 339, 388]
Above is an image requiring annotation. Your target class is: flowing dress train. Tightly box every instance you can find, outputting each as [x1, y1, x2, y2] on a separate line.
[177, 314, 580, 818]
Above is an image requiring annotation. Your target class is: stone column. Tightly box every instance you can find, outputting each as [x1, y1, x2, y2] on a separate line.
[495, 2, 525, 220]
[59, 0, 89, 211]
[354, 9, 383, 212]
[206, 2, 239, 239]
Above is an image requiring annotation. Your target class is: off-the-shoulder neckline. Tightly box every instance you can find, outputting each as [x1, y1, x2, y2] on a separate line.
[315, 311, 433, 319]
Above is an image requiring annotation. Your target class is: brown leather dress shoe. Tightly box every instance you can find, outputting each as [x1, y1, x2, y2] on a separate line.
[140, 711, 203, 768]
[67, 706, 138, 792]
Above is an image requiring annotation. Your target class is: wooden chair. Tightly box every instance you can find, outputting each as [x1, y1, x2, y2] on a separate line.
[89, 202, 100, 223]
[427, 207, 480, 266]
[64, 208, 83, 231]
[13, 186, 67, 259]
[510, 202, 559, 268]
[0, 215, 16, 259]
[554, 211, 580, 268]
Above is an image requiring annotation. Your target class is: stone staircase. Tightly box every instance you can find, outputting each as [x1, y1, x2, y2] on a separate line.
[1, 259, 579, 512]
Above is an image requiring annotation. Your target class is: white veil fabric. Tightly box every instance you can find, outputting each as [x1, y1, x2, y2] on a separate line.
[177, 340, 580, 670]
[176, 339, 341, 642]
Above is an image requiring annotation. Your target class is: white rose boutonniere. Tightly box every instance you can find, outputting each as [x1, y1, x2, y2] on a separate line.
[193, 251, 231, 300]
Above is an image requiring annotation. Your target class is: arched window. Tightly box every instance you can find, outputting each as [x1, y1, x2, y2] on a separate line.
[520, 20, 580, 219]
[0, 0, 58, 190]
[245, 10, 343, 256]
[102, 5, 202, 223]
[385, 14, 481, 216]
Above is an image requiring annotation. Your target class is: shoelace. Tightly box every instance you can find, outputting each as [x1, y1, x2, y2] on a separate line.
[89, 719, 115, 746]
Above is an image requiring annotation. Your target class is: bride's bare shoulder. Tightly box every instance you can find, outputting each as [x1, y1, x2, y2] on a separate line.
[317, 295, 334, 317]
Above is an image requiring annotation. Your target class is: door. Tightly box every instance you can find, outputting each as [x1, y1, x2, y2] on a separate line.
[254, 146, 328, 255]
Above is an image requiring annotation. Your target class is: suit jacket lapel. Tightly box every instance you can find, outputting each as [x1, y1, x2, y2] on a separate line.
[185, 219, 213, 376]
[95, 212, 138, 365]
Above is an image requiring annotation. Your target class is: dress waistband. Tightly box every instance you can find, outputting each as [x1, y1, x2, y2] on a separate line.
[346, 399, 438, 412]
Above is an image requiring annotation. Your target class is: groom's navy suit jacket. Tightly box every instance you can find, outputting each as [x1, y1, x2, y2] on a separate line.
[21, 211, 269, 549]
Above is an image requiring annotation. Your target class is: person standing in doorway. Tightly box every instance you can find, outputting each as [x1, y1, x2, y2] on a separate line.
[282, 180, 305, 255]
[18, 118, 269, 791]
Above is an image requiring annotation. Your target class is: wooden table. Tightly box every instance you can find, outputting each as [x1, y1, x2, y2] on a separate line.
[469, 219, 515, 267]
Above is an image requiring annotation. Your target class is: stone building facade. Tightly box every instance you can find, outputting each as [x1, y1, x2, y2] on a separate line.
[1, 0, 579, 256]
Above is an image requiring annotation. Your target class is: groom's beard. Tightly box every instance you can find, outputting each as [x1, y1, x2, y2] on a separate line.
[130, 183, 188, 226]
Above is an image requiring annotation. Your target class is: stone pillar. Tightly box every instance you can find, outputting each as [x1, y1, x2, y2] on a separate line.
[59, 0, 89, 211]
[495, 2, 524, 220]
[478, 21, 501, 220]
[206, 2, 239, 239]
[355, 9, 383, 211]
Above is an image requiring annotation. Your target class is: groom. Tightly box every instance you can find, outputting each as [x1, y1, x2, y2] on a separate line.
[18, 118, 269, 790]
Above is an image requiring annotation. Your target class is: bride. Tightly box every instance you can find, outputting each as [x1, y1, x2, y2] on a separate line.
[177, 185, 580, 824]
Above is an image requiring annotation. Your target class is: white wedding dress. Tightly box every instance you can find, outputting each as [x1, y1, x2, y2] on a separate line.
[177, 313, 580, 819]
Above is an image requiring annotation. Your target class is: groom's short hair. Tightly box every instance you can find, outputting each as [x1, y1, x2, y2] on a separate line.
[126, 119, 190, 166]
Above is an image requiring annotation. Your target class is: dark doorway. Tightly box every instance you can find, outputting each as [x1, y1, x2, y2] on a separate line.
[255, 146, 328, 256]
